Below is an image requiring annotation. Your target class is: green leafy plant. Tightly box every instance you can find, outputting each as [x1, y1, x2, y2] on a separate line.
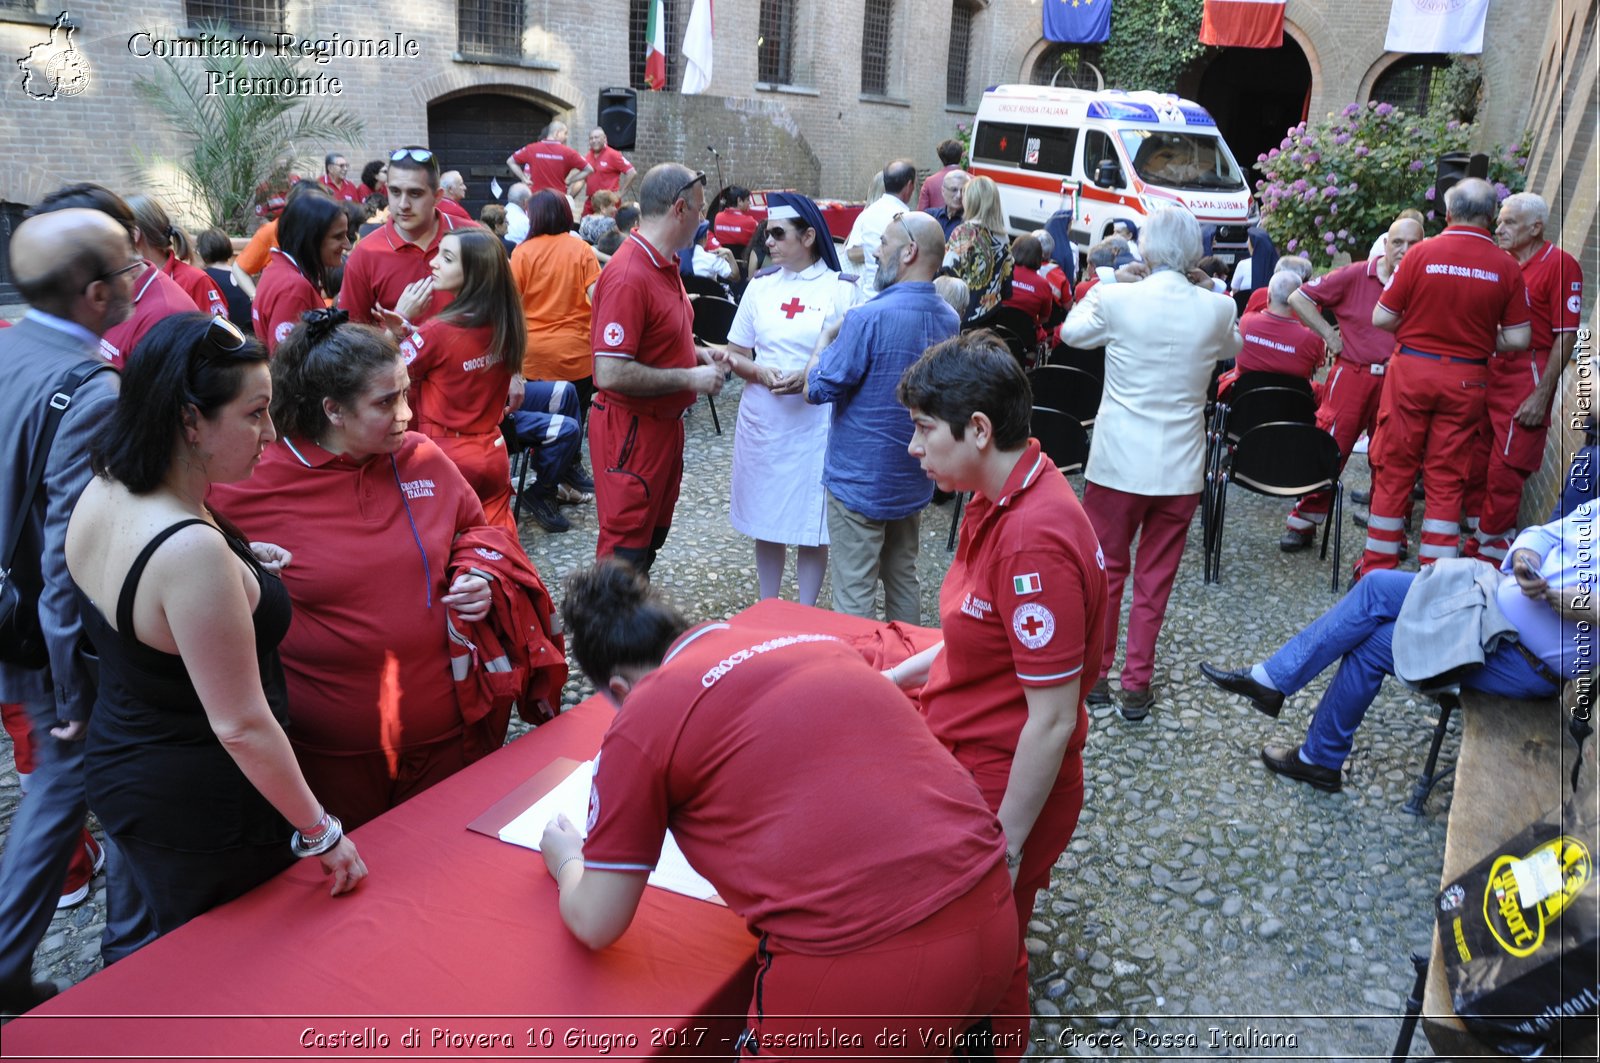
[1099, 0, 1206, 93]
[132, 26, 363, 233]
[1254, 100, 1527, 262]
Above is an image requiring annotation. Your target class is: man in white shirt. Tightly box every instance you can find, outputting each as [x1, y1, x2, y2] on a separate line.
[845, 160, 916, 295]
[504, 183, 531, 244]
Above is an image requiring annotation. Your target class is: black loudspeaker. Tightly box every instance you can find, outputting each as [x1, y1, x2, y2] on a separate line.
[598, 87, 637, 151]
[1435, 151, 1490, 206]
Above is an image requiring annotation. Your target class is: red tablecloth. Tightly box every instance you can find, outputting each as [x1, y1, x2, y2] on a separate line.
[3, 700, 758, 1062]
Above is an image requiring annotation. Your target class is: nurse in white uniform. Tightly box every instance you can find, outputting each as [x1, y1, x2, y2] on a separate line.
[717, 192, 862, 605]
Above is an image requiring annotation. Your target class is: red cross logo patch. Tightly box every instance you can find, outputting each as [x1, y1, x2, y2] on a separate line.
[1012, 603, 1055, 649]
[603, 321, 626, 347]
[780, 297, 806, 319]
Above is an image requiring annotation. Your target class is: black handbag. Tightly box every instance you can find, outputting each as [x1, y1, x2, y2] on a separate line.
[0, 360, 114, 669]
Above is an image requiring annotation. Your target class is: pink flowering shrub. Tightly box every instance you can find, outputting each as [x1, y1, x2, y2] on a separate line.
[1255, 100, 1526, 262]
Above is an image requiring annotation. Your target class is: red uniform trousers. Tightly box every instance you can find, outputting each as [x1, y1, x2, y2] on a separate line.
[1082, 484, 1200, 692]
[1359, 351, 1489, 574]
[420, 427, 516, 538]
[589, 398, 685, 567]
[1285, 359, 1389, 533]
[2, 702, 99, 889]
[1460, 350, 1552, 562]
[742, 862, 1015, 1059]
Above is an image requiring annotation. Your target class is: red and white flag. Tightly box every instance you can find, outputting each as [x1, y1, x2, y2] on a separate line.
[643, 0, 666, 90]
[1199, 0, 1286, 49]
[1385, 0, 1490, 55]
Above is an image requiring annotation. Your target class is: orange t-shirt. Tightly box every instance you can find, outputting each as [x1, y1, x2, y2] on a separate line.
[509, 233, 601, 382]
[237, 221, 279, 276]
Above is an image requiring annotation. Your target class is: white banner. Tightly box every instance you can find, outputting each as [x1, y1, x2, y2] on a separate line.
[1384, 0, 1491, 55]
[681, 0, 714, 95]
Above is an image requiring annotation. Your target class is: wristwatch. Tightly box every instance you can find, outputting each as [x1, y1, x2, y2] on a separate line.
[1005, 846, 1023, 869]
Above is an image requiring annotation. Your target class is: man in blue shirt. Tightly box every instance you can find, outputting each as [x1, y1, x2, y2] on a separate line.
[804, 210, 958, 623]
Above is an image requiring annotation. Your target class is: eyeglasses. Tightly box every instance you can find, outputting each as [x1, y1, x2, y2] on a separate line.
[204, 314, 249, 355]
[390, 147, 435, 164]
[85, 259, 143, 293]
[674, 170, 708, 203]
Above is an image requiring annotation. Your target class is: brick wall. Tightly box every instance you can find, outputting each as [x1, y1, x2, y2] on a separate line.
[0, 1, 1571, 228]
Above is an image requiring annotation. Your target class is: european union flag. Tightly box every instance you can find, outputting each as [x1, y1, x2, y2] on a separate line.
[1043, 0, 1112, 45]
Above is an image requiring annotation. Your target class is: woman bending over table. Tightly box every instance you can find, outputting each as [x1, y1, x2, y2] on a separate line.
[68, 314, 365, 939]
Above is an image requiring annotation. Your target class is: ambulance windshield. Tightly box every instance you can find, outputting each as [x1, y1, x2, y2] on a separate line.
[1119, 130, 1245, 192]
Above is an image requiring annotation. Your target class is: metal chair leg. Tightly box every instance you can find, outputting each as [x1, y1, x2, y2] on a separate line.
[946, 492, 966, 551]
[1329, 483, 1343, 593]
[1403, 694, 1457, 816]
[1389, 951, 1431, 1062]
[706, 393, 722, 435]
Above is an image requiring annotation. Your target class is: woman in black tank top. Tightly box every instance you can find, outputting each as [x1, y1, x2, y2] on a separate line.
[65, 314, 366, 941]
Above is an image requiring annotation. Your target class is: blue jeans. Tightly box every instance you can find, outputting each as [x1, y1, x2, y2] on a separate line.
[509, 380, 582, 497]
[0, 699, 153, 990]
[1262, 570, 1559, 770]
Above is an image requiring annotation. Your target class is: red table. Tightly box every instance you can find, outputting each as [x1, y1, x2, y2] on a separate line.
[746, 192, 865, 244]
[2, 700, 758, 1062]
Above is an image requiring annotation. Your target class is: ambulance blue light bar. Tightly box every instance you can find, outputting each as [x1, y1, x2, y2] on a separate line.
[1086, 100, 1157, 122]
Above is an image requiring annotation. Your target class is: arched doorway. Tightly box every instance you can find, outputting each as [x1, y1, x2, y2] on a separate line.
[427, 94, 554, 220]
[1193, 38, 1312, 192]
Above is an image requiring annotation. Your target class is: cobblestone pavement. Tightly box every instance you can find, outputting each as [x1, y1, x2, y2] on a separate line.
[1, 376, 1456, 1058]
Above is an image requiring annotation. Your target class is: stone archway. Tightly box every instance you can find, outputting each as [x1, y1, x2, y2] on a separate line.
[427, 93, 556, 219]
[1193, 36, 1313, 190]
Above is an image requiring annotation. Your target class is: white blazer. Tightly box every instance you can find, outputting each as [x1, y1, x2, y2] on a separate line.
[1061, 270, 1242, 496]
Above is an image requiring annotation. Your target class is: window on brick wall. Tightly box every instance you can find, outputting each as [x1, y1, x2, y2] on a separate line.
[1370, 55, 1456, 119]
[758, 0, 796, 85]
[0, 0, 41, 13]
[946, 0, 974, 107]
[185, 0, 284, 34]
[458, 0, 525, 59]
[630, 0, 680, 91]
[1030, 42, 1103, 89]
[860, 0, 893, 96]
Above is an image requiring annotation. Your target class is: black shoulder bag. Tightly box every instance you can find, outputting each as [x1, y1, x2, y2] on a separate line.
[0, 361, 114, 669]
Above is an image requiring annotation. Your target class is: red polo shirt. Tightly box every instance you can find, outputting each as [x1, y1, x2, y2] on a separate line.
[919, 441, 1106, 768]
[252, 250, 323, 354]
[583, 145, 634, 198]
[712, 209, 758, 247]
[161, 254, 226, 319]
[318, 175, 362, 202]
[1237, 308, 1325, 379]
[337, 212, 459, 325]
[99, 261, 200, 368]
[400, 319, 511, 435]
[512, 140, 587, 194]
[1297, 257, 1395, 366]
[1002, 264, 1054, 335]
[437, 197, 474, 224]
[208, 433, 486, 754]
[590, 231, 697, 418]
[1519, 240, 1584, 358]
[1378, 224, 1530, 360]
[583, 622, 1005, 955]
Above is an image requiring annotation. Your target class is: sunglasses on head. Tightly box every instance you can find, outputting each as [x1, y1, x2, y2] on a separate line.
[389, 147, 435, 164]
[891, 211, 915, 245]
[205, 314, 249, 355]
[675, 170, 708, 202]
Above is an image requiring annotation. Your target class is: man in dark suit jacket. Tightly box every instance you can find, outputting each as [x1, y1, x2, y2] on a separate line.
[0, 208, 151, 1015]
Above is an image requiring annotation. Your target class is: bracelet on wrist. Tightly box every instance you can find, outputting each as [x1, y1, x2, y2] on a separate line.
[291, 813, 344, 858]
[297, 808, 330, 840]
[554, 855, 583, 888]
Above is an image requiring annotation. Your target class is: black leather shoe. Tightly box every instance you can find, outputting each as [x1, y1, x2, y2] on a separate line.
[1261, 744, 1342, 792]
[1279, 528, 1315, 553]
[1085, 678, 1113, 707]
[1199, 662, 1284, 719]
[524, 492, 571, 533]
[1350, 488, 1371, 506]
[1351, 507, 1370, 529]
[1118, 686, 1154, 721]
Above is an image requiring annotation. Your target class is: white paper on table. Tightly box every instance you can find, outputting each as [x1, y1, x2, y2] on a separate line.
[497, 760, 721, 904]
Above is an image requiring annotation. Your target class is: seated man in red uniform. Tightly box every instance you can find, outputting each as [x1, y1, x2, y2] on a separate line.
[1361, 178, 1531, 575]
[588, 163, 724, 575]
[1461, 191, 1585, 563]
[338, 146, 461, 329]
[1220, 270, 1325, 397]
[541, 561, 1016, 1058]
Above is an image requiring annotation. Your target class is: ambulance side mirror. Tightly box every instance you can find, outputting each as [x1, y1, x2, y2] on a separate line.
[1094, 159, 1123, 188]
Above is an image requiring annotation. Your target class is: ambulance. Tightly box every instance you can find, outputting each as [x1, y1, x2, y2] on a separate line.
[968, 85, 1256, 268]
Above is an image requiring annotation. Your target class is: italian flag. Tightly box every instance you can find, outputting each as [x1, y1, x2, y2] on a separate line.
[1198, 0, 1286, 49]
[644, 0, 667, 90]
[1014, 573, 1042, 595]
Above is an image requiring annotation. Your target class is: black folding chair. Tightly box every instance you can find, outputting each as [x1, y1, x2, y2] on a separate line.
[948, 407, 1089, 551]
[689, 294, 739, 435]
[681, 272, 732, 299]
[1202, 384, 1319, 557]
[1048, 340, 1104, 379]
[1027, 365, 1102, 429]
[1206, 421, 1344, 591]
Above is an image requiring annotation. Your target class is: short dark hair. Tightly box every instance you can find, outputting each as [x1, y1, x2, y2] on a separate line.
[596, 228, 625, 256]
[196, 227, 234, 265]
[324, 152, 344, 170]
[270, 322, 399, 442]
[560, 560, 691, 688]
[91, 313, 269, 493]
[883, 160, 917, 199]
[526, 189, 574, 237]
[614, 205, 640, 233]
[29, 182, 137, 234]
[388, 145, 440, 190]
[637, 163, 697, 218]
[277, 192, 347, 296]
[360, 160, 385, 189]
[1011, 234, 1043, 271]
[896, 331, 1032, 449]
[936, 139, 964, 166]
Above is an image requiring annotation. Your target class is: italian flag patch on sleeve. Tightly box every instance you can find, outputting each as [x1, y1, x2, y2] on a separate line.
[1013, 573, 1042, 595]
